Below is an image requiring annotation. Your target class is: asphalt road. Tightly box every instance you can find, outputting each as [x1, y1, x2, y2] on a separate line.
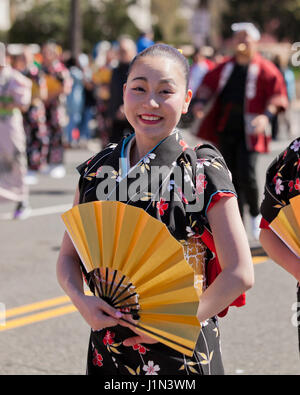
[0, 130, 299, 375]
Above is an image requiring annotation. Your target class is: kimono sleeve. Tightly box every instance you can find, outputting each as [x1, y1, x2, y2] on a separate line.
[193, 144, 244, 317]
[76, 144, 117, 198]
[76, 154, 96, 177]
[76, 153, 97, 196]
[260, 138, 300, 225]
[194, 144, 237, 215]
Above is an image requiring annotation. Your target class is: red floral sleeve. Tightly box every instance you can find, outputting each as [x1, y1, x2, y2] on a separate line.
[260, 138, 300, 224]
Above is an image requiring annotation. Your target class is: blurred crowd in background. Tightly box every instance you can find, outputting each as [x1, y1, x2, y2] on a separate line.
[0, 26, 297, 220]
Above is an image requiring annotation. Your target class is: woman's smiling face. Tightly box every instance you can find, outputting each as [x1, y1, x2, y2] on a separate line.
[123, 55, 192, 144]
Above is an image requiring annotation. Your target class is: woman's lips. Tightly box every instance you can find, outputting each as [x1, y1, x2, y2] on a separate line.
[138, 114, 163, 125]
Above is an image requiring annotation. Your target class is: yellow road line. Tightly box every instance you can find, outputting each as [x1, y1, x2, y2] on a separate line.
[1, 256, 268, 332]
[5, 295, 71, 319]
[0, 304, 77, 332]
[252, 256, 268, 264]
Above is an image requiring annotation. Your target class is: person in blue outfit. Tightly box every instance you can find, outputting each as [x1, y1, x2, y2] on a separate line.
[136, 31, 154, 53]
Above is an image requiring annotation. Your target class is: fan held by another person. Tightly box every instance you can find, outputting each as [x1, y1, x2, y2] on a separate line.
[269, 195, 300, 258]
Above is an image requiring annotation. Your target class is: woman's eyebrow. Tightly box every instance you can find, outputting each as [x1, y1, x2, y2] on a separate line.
[131, 76, 176, 85]
[131, 76, 147, 82]
[160, 78, 177, 85]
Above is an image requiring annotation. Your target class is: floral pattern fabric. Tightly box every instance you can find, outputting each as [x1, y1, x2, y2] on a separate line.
[0, 66, 32, 202]
[260, 137, 300, 353]
[23, 65, 48, 171]
[77, 130, 238, 375]
[42, 61, 70, 165]
[260, 137, 300, 224]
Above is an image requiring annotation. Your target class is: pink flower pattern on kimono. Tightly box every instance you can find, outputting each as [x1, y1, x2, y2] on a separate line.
[196, 174, 208, 194]
[275, 178, 284, 195]
[143, 360, 160, 375]
[92, 348, 103, 367]
[132, 344, 148, 354]
[291, 139, 300, 152]
[156, 198, 169, 216]
[103, 330, 115, 346]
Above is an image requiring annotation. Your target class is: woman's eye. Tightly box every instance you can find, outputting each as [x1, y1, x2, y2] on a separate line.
[132, 87, 145, 92]
[160, 89, 173, 94]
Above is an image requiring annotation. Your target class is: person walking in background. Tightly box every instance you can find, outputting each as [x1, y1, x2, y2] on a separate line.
[78, 53, 96, 147]
[64, 56, 84, 148]
[185, 47, 215, 131]
[136, 30, 154, 53]
[272, 54, 297, 140]
[0, 48, 32, 219]
[189, 47, 215, 98]
[92, 42, 116, 147]
[192, 22, 288, 240]
[107, 36, 137, 144]
[42, 42, 72, 178]
[11, 47, 48, 184]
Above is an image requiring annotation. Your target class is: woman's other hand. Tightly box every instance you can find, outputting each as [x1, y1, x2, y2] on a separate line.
[120, 315, 159, 346]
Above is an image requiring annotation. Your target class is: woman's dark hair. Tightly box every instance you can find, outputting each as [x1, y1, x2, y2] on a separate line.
[127, 43, 190, 91]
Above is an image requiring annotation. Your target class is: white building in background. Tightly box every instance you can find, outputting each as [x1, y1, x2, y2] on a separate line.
[0, 0, 11, 31]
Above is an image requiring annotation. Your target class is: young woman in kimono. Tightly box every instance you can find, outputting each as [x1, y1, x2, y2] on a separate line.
[57, 44, 254, 375]
[11, 50, 48, 176]
[260, 137, 300, 351]
[0, 53, 32, 219]
[41, 43, 72, 178]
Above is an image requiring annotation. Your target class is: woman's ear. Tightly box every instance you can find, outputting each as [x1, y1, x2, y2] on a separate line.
[123, 83, 127, 97]
[182, 89, 193, 114]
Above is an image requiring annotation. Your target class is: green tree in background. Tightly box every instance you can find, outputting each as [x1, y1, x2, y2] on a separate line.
[8, 0, 70, 46]
[151, 0, 189, 45]
[81, 0, 140, 51]
[8, 0, 140, 52]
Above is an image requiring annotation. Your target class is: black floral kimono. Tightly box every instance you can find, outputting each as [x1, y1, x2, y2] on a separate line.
[76, 130, 240, 375]
[23, 65, 48, 171]
[42, 60, 70, 165]
[260, 137, 300, 351]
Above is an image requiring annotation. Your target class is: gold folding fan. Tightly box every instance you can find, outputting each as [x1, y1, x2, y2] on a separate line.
[269, 195, 300, 258]
[61, 201, 201, 356]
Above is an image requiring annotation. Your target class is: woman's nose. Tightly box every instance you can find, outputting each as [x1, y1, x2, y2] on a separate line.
[143, 94, 159, 109]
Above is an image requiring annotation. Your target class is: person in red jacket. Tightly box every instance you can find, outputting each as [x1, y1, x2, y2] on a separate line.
[192, 23, 288, 240]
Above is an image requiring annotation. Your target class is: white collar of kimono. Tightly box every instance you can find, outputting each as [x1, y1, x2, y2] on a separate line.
[120, 130, 177, 179]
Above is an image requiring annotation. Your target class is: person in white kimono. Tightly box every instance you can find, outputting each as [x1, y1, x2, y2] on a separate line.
[0, 49, 32, 219]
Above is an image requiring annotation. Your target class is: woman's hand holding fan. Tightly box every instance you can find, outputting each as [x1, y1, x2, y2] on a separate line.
[75, 293, 123, 332]
[120, 315, 159, 347]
